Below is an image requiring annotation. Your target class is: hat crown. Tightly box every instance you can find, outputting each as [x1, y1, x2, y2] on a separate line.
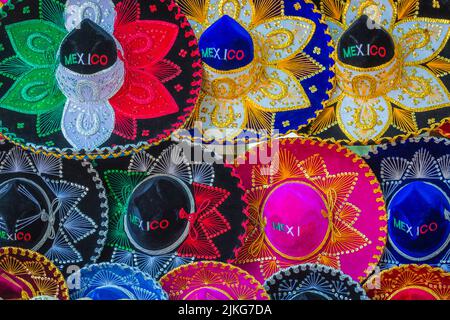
[0, 179, 49, 248]
[125, 175, 194, 254]
[338, 15, 395, 68]
[60, 19, 117, 74]
[199, 15, 254, 71]
[388, 181, 450, 259]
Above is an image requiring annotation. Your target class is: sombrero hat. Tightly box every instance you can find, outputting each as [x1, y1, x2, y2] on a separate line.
[0, 139, 108, 270]
[233, 138, 387, 283]
[363, 264, 450, 300]
[303, 0, 450, 144]
[363, 137, 450, 271]
[264, 263, 369, 300]
[0, 0, 201, 159]
[68, 262, 167, 300]
[96, 140, 248, 279]
[0, 247, 69, 300]
[175, 0, 334, 144]
[160, 261, 269, 300]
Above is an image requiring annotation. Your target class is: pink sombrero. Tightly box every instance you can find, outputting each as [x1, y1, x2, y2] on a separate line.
[160, 261, 269, 300]
[233, 138, 387, 283]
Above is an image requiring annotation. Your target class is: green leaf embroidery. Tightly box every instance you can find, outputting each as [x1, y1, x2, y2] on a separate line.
[36, 104, 64, 137]
[6, 20, 66, 67]
[0, 56, 32, 80]
[0, 67, 66, 115]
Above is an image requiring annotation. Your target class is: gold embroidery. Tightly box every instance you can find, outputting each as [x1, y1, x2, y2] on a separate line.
[260, 76, 288, 100]
[308, 107, 337, 135]
[250, 0, 283, 26]
[277, 52, 325, 80]
[176, 0, 208, 23]
[426, 56, 450, 77]
[320, 0, 344, 21]
[396, 0, 419, 20]
[353, 102, 378, 130]
[392, 107, 417, 132]
[357, 1, 382, 25]
[402, 75, 432, 99]
[336, 52, 403, 99]
[266, 29, 295, 50]
[211, 104, 236, 127]
[401, 28, 431, 56]
[219, 0, 241, 20]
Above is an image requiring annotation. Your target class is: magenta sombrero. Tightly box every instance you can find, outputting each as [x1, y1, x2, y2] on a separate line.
[233, 138, 387, 283]
[0, 247, 69, 300]
[0, 0, 201, 159]
[160, 261, 269, 300]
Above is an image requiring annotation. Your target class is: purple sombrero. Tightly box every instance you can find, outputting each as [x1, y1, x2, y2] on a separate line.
[233, 138, 387, 283]
[160, 261, 269, 300]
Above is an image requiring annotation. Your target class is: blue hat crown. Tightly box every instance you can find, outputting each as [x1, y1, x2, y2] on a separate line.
[199, 15, 254, 71]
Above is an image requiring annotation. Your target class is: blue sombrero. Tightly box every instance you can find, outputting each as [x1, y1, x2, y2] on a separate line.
[364, 137, 450, 271]
[68, 263, 167, 300]
[176, 0, 334, 144]
[264, 263, 369, 300]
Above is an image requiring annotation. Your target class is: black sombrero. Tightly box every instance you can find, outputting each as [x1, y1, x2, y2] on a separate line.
[0, 139, 108, 270]
[0, 0, 201, 159]
[95, 140, 248, 279]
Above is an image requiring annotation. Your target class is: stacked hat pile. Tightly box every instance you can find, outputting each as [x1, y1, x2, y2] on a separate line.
[0, 0, 449, 301]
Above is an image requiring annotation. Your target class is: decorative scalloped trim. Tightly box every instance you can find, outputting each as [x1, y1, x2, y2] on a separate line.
[0, 142, 109, 267]
[0, 0, 202, 160]
[71, 262, 168, 300]
[263, 263, 369, 300]
[160, 260, 270, 300]
[363, 264, 450, 300]
[234, 137, 387, 283]
[362, 135, 450, 161]
[80, 160, 109, 265]
[221, 158, 250, 264]
[0, 246, 69, 300]
[173, 0, 336, 146]
[307, 116, 450, 147]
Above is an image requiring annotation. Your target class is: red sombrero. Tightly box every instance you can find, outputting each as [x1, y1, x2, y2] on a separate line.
[0, 247, 69, 300]
[160, 261, 269, 300]
[364, 264, 450, 300]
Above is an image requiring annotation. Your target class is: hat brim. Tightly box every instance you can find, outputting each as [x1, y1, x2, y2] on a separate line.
[160, 261, 269, 300]
[304, 0, 450, 145]
[233, 138, 387, 283]
[96, 140, 249, 279]
[264, 263, 369, 300]
[0, 0, 201, 159]
[363, 137, 450, 270]
[175, 0, 334, 145]
[0, 140, 108, 268]
[0, 247, 69, 300]
[69, 262, 167, 300]
[363, 264, 450, 300]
